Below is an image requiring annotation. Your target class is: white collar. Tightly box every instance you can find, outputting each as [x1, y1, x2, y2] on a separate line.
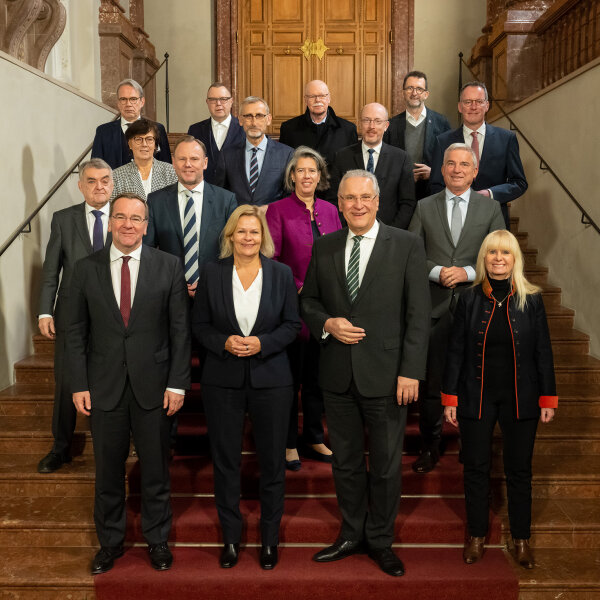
[178, 181, 205, 195]
[110, 242, 143, 262]
[347, 219, 379, 241]
[85, 202, 110, 216]
[362, 141, 383, 154]
[211, 114, 232, 128]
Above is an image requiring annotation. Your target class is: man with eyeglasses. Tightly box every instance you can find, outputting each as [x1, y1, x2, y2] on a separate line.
[68, 193, 190, 575]
[429, 80, 527, 228]
[215, 96, 293, 207]
[384, 71, 451, 199]
[187, 82, 245, 184]
[330, 102, 416, 228]
[279, 80, 358, 167]
[92, 78, 172, 169]
[301, 169, 430, 577]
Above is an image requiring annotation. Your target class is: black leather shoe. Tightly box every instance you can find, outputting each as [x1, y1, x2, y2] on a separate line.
[91, 546, 124, 575]
[412, 449, 439, 474]
[148, 542, 173, 571]
[313, 539, 364, 562]
[285, 458, 301, 471]
[220, 543, 239, 568]
[368, 547, 405, 576]
[300, 444, 333, 464]
[37, 452, 71, 474]
[260, 545, 278, 569]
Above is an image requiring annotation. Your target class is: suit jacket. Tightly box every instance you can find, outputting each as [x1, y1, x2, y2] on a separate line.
[300, 223, 431, 398]
[67, 245, 191, 410]
[329, 142, 416, 229]
[192, 255, 302, 389]
[38, 202, 111, 330]
[111, 158, 178, 200]
[429, 123, 527, 226]
[279, 107, 358, 167]
[187, 116, 245, 184]
[144, 182, 237, 269]
[383, 108, 452, 199]
[91, 120, 172, 170]
[215, 138, 294, 206]
[408, 189, 506, 319]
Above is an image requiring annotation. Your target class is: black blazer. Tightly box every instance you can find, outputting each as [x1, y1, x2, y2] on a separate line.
[300, 223, 431, 398]
[192, 255, 301, 388]
[442, 282, 557, 420]
[329, 142, 416, 229]
[91, 120, 172, 170]
[67, 245, 191, 411]
[144, 182, 237, 269]
[215, 138, 294, 206]
[187, 116, 245, 184]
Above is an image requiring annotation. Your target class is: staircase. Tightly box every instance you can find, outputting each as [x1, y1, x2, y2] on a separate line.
[0, 218, 599, 599]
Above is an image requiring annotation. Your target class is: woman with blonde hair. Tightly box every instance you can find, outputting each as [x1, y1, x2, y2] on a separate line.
[442, 229, 557, 569]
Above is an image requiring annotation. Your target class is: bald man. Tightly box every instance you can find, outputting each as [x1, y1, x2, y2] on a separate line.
[279, 80, 357, 167]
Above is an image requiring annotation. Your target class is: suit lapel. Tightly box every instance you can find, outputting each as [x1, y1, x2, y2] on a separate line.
[374, 144, 390, 177]
[221, 257, 244, 336]
[352, 144, 364, 169]
[434, 192, 454, 247]
[479, 122, 493, 163]
[250, 255, 273, 335]
[96, 247, 125, 328]
[73, 203, 93, 253]
[127, 245, 151, 329]
[331, 230, 350, 303]
[457, 192, 480, 246]
[222, 117, 238, 149]
[239, 145, 253, 198]
[165, 189, 185, 246]
[354, 223, 387, 303]
[199, 184, 214, 250]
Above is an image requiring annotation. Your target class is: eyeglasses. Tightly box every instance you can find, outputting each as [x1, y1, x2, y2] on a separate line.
[241, 113, 268, 121]
[461, 99, 488, 107]
[207, 96, 232, 104]
[118, 96, 141, 104]
[304, 94, 329, 101]
[360, 118, 387, 126]
[403, 86, 427, 95]
[132, 135, 156, 145]
[111, 215, 147, 224]
[340, 194, 377, 203]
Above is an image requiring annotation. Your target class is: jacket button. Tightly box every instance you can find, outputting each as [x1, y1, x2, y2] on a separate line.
[451, 259, 457, 264]
[318, 222, 322, 226]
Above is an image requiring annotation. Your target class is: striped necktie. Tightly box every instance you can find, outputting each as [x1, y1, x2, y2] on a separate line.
[183, 194, 199, 285]
[249, 147, 259, 194]
[347, 235, 363, 302]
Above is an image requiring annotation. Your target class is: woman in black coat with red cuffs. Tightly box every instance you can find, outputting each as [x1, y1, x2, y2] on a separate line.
[441, 230, 558, 569]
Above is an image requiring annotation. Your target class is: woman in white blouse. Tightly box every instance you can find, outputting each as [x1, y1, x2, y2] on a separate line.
[192, 205, 301, 571]
[111, 119, 177, 200]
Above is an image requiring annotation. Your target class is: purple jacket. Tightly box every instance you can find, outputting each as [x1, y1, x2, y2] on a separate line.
[266, 193, 342, 291]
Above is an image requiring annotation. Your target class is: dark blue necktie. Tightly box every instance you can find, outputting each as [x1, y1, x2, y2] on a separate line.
[91, 210, 104, 252]
[366, 148, 375, 173]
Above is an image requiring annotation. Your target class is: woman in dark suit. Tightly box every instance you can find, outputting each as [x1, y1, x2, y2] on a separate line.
[442, 230, 558, 569]
[192, 205, 301, 570]
[266, 146, 342, 470]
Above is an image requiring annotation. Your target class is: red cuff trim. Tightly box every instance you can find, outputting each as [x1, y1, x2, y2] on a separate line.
[441, 392, 458, 407]
[539, 395, 558, 408]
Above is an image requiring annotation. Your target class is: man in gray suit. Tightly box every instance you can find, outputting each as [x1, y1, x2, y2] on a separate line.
[37, 158, 114, 473]
[409, 143, 506, 473]
[301, 170, 430, 576]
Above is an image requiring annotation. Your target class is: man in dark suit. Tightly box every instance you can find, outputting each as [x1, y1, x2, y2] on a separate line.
[92, 78, 171, 169]
[408, 143, 506, 474]
[145, 135, 237, 299]
[384, 70, 451, 199]
[37, 158, 114, 474]
[429, 80, 527, 228]
[279, 79, 358, 167]
[68, 193, 190, 575]
[301, 169, 430, 577]
[187, 82, 245, 184]
[215, 96, 293, 207]
[330, 103, 416, 228]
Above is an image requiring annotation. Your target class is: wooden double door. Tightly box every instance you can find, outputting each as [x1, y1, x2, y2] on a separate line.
[237, 0, 392, 134]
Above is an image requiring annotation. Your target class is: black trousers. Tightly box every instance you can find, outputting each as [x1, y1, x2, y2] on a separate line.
[90, 380, 172, 547]
[51, 331, 77, 458]
[323, 382, 407, 549]
[286, 336, 325, 448]
[203, 380, 292, 546]
[459, 396, 538, 539]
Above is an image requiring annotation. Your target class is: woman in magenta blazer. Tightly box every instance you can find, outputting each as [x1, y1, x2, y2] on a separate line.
[266, 146, 342, 470]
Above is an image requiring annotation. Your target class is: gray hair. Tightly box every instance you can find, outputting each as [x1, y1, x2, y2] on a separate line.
[239, 96, 270, 115]
[284, 146, 329, 192]
[460, 80, 488, 101]
[443, 143, 478, 167]
[338, 169, 380, 197]
[117, 78, 144, 99]
[79, 158, 112, 181]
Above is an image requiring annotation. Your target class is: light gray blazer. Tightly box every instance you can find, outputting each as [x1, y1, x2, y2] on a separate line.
[111, 158, 178, 200]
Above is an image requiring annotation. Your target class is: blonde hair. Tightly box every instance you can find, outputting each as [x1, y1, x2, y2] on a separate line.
[474, 230, 540, 311]
[220, 205, 275, 259]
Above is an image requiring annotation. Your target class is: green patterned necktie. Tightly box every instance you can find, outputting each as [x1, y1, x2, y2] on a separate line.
[347, 235, 363, 302]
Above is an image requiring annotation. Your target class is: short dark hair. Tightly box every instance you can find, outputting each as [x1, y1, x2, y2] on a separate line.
[460, 80, 488, 101]
[173, 134, 207, 156]
[207, 81, 231, 96]
[110, 192, 149, 219]
[124, 118, 159, 143]
[403, 70, 428, 90]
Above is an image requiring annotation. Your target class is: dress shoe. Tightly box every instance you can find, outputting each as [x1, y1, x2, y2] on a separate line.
[220, 543, 239, 568]
[148, 542, 173, 570]
[412, 449, 439, 474]
[313, 539, 364, 562]
[260, 545, 278, 569]
[463, 536, 485, 564]
[37, 452, 71, 474]
[513, 538, 534, 569]
[300, 444, 333, 464]
[91, 546, 124, 575]
[368, 547, 405, 577]
[285, 458, 301, 471]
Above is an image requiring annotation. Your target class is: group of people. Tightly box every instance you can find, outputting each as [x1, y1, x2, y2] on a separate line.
[36, 72, 557, 578]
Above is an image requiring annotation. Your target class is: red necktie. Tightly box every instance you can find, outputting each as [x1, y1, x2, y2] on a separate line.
[471, 131, 480, 163]
[120, 256, 131, 327]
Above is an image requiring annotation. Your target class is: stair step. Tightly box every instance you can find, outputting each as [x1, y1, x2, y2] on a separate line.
[554, 354, 600, 383]
[523, 264, 548, 285]
[0, 383, 54, 416]
[515, 416, 600, 454]
[555, 382, 600, 416]
[32, 335, 55, 355]
[549, 326, 590, 355]
[522, 248, 538, 266]
[14, 355, 54, 384]
[540, 285, 562, 308]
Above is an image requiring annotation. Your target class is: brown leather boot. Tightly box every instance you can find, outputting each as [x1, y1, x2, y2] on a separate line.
[463, 536, 485, 564]
[513, 538, 534, 569]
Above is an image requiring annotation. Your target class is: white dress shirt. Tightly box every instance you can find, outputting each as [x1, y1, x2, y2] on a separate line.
[85, 201, 110, 245]
[232, 267, 263, 336]
[139, 166, 153, 197]
[177, 181, 204, 238]
[120, 115, 141, 135]
[428, 188, 476, 283]
[406, 105, 427, 127]
[361, 141, 382, 172]
[463, 122, 486, 159]
[344, 220, 380, 287]
[211, 114, 231, 150]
